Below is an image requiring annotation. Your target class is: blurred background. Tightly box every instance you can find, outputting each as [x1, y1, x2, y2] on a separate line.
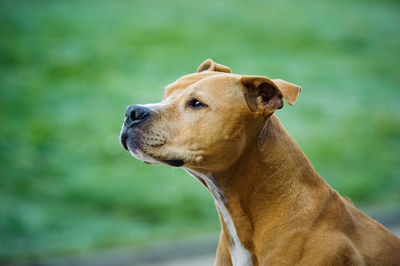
[1, 0, 399, 265]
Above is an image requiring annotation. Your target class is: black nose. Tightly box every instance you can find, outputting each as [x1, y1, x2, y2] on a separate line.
[125, 105, 151, 126]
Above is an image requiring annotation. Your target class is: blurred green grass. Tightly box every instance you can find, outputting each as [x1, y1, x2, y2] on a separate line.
[0, 0, 399, 262]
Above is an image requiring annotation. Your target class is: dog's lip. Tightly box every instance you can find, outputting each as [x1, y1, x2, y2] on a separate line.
[120, 127, 144, 151]
[120, 132, 129, 151]
[120, 126, 179, 166]
[163, 159, 184, 167]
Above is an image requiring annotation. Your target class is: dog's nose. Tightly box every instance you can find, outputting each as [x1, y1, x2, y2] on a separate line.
[125, 105, 151, 126]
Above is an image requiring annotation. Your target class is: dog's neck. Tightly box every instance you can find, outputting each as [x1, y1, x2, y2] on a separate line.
[188, 114, 327, 263]
[216, 114, 321, 190]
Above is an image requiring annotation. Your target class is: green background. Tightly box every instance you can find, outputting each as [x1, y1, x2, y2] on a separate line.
[1, 0, 399, 262]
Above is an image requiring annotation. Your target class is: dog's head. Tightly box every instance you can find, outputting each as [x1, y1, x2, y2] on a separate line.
[120, 59, 301, 172]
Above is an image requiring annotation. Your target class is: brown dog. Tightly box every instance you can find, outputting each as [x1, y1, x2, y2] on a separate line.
[120, 59, 400, 265]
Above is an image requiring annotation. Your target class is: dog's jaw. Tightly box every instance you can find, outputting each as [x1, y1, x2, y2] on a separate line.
[128, 146, 160, 165]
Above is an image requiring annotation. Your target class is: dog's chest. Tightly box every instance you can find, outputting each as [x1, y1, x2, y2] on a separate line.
[185, 170, 253, 266]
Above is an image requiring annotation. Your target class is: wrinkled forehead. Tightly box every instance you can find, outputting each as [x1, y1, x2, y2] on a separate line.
[163, 71, 241, 101]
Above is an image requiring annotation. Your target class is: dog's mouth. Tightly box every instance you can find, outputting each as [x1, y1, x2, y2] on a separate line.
[120, 126, 158, 163]
[120, 131, 129, 151]
[163, 159, 184, 167]
[120, 126, 185, 167]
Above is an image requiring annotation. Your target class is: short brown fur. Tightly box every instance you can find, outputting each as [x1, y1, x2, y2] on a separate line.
[121, 59, 400, 265]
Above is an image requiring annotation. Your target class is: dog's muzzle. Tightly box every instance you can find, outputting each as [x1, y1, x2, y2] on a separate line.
[120, 104, 151, 151]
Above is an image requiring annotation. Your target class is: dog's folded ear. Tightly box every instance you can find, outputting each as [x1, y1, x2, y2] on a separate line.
[197, 59, 232, 73]
[271, 79, 302, 106]
[241, 76, 301, 114]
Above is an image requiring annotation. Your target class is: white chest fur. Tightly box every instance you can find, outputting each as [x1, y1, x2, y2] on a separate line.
[185, 170, 253, 266]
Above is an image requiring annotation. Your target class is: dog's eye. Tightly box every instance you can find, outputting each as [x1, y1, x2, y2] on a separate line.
[187, 99, 207, 109]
